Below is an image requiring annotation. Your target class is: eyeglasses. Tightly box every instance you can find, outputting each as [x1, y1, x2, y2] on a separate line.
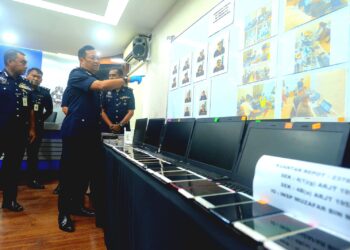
[17, 59, 27, 65]
[86, 56, 100, 62]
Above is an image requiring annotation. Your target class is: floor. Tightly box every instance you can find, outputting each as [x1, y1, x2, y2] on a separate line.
[0, 182, 106, 250]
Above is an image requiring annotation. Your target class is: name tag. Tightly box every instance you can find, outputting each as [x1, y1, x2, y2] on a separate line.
[34, 104, 39, 111]
[23, 97, 28, 107]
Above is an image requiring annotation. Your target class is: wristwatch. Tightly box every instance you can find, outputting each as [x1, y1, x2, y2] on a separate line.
[118, 122, 124, 127]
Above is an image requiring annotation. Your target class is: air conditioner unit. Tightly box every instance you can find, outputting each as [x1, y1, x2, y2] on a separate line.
[123, 35, 150, 65]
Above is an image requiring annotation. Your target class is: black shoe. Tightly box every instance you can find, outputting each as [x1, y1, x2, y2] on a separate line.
[58, 214, 74, 232]
[53, 184, 61, 195]
[71, 207, 95, 217]
[2, 200, 24, 212]
[28, 180, 45, 189]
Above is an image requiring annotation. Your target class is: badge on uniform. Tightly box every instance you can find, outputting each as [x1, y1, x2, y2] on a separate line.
[23, 97, 28, 107]
[0, 76, 8, 84]
[19, 83, 31, 91]
[34, 104, 39, 111]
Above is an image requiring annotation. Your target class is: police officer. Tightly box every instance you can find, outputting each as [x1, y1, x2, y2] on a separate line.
[58, 45, 143, 232]
[101, 68, 135, 133]
[26, 68, 53, 189]
[0, 49, 36, 212]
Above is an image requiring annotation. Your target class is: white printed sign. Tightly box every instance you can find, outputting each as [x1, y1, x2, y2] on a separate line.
[208, 0, 234, 36]
[253, 155, 350, 239]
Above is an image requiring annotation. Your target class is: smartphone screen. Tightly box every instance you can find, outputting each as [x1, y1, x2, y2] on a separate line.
[210, 202, 282, 224]
[173, 180, 232, 197]
[195, 192, 253, 209]
[265, 228, 350, 250]
[234, 214, 312, 242]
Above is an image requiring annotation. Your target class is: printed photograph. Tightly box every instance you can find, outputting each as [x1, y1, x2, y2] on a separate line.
[209, 32, 229, 77]
[169, 61, 179, 90]
[281, 68, 346, 118]
[284, 0, 348, 31]
[294, 20, 331, 73]
[242, 41, 272, 84]
[237, 81, 276, 119]
[244, 2, 272, 47]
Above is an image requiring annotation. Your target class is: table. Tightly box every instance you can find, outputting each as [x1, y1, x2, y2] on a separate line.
[103, 146, 255, 250]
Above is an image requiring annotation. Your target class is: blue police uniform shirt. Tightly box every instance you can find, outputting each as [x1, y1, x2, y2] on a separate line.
[101, 86, 135, 126]
[60, 68, 101, 138]
[31, 85, 53, 130]
[0, 69, 33, 130]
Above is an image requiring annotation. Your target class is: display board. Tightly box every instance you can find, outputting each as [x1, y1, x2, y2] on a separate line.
[167, 0, 350, 120]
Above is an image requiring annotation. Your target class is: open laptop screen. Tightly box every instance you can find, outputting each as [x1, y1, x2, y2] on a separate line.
[188, 117, 245, 174]
[161, 119, 195, 158]
[144, 118, 165, 148]
[234, 122, 349, 190]
[133, 118, 148, 145]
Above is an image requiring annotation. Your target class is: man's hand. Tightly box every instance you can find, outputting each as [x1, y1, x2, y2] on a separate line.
[110, 124, 122, 133]
[29, 129, 36, 144]
[129, 75, 144, 84]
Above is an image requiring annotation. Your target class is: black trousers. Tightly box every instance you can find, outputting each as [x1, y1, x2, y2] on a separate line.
[58, 134, 106, 224]
[0, 126, 26, 202]
[26, 129, 43, 182]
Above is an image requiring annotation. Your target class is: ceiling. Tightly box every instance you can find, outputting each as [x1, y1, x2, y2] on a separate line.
[0, 0, 177, 57]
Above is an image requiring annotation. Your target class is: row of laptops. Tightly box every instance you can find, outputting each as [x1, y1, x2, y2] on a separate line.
[106, 117, 350, 248]
[130, 117, 350, 186]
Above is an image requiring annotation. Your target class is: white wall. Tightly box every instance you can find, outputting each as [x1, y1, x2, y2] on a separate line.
[41, 52, 78, 123]
[137, 0, 221, 120]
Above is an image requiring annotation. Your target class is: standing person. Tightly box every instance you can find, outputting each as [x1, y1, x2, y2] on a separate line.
[26, 68, 53, 189]
[0, 49, 36, 212]
[53, 88, 69, 195]
[58, 45, 142, 232]
[101, 68, 135, 134]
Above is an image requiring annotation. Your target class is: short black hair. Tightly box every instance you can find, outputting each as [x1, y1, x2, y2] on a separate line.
[27, 67, 43, 76]
[78, 45, 95, 59]
[109, 68, 124, 77]
[4, 49, 25, 66]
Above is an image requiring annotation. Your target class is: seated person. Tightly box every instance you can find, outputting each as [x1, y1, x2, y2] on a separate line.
[214, 40, 225, 57]
[182, 72, 189, 84]
[197, 49, 205, 62]
[196, 64, 204, 77]
[213, 59, 224, 73]
[199, 103, 207, 115]
[200, 90, 207, 101]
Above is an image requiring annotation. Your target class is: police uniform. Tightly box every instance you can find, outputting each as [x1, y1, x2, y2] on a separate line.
[26, 85, 53, 183]
[59, 68, 104, 224]
[101, 86, 135, 133]
[0, 69, 33, 205]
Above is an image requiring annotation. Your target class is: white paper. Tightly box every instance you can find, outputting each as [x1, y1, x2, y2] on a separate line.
[208, 0, 234, 36]
[253, 155, 350, 239]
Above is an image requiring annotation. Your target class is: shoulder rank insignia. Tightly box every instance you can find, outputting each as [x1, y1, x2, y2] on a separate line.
[19, 83, 32, 91]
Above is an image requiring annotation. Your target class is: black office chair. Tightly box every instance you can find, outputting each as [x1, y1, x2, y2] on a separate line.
[45, 112, 57, 123]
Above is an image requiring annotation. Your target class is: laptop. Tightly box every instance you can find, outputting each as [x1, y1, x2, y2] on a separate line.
[207, 122, 350, 224]
[313, 100, 332, 116]
[127, 118, 196, 173]
[142, 118, 165, 152]
[183, 116, 246, 180]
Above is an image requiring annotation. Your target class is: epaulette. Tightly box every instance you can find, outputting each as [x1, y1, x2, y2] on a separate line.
[40, 86, 51, 93]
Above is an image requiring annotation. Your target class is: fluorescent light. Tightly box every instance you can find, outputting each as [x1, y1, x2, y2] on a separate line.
[12, 0, 129, 26]
[111, 58, 125, 64]
[2, 32, 18, 44]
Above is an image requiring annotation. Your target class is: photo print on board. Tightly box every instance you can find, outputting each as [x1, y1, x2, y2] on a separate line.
[209, 32, 229, 77]
[180, 54, 192, 86]
[169, 61, 179, 90]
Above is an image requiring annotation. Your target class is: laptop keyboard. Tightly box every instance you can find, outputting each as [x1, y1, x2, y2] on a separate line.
[219, 181, 251, 195]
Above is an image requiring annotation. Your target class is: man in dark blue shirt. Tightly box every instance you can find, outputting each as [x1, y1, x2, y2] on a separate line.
[26, 68, 53, 189]
[0, 49, 36, 212]
[58, 45, 142, 232]
[101, 68, 135, 133]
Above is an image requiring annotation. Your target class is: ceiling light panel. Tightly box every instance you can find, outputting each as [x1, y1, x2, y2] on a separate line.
[12, 0, 129, 25]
